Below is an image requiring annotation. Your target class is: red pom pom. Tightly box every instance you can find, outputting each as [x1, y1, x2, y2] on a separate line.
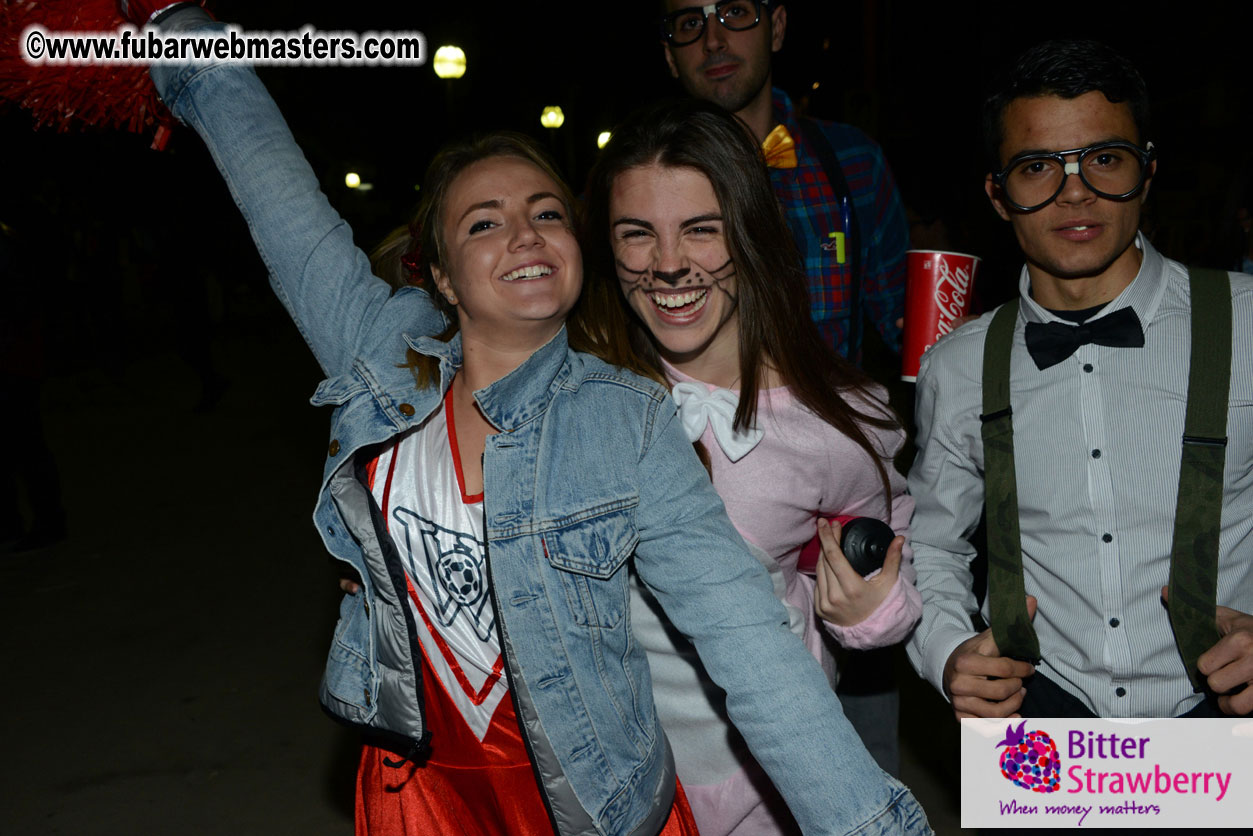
[0, 0, 175, 148]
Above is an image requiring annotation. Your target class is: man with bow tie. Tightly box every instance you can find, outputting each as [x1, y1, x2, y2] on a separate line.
[906, 39, 1253, 720]
[659, 0, 908, 364]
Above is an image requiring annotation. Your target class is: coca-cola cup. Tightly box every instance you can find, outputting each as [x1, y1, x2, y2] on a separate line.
[901, 250, 981, 381]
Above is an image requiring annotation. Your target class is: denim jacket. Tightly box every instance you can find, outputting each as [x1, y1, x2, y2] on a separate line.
[150, 15, 930, 836]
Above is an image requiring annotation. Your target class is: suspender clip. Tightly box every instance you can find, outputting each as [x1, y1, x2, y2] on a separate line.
[980, 406, 1013, 423]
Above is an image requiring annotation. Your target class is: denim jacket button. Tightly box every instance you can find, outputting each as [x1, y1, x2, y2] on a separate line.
[328, 439, 341, 457]
[398, 403, 415, 417]
[364, 687, 372, 707]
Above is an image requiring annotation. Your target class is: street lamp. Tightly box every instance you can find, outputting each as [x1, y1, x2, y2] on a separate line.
[432, 45, 466, 79]
[540, 106, 565, 130]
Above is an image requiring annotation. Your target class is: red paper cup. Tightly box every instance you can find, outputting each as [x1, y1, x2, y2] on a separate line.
[901, 250, 981, 381]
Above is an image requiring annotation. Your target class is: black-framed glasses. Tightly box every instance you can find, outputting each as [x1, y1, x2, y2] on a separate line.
[660, 0, 769, 46]
[991, 141, 1157, 212]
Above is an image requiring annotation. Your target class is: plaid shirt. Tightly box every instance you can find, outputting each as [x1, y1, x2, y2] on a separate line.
[769, 89, 907, 359]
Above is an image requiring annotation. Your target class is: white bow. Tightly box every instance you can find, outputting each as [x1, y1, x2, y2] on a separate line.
[671, 382, 764, 462]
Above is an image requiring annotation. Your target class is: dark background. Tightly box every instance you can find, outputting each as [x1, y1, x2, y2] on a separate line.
[0, 4, 1249, 832]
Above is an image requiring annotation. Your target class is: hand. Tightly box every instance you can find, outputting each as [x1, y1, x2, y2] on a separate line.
[950, 314, 976, 331]
[1162, 587, 1253, 715]
[942, 595, 1038, 720]
[339, 567, 362, 595]
[813, 518, 903, 627]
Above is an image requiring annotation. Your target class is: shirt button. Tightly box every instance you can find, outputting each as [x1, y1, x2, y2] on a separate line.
[1115, 687, 1127, 698]
[329, 439, 341, 457]
[327, 526, 335, 536]
[1083, 363, 1094, 373]
[1102, 533, 1113, 543]
[398, 403, 415, 417]
[1109, 617, 1120, 627]
[1091, 449, 1101, 459]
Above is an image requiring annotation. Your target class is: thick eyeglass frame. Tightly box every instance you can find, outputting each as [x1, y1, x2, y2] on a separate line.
[660, 0, 769, 46]
[991, 140, 1157, 212]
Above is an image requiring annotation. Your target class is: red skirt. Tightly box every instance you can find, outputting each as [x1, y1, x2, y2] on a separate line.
[355, 644, 700, 835]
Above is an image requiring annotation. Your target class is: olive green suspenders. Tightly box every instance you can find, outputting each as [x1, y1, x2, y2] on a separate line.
[980, 267, 1232, 689]
[1166, 268, 1232, 689]
[981, 301, 1040, 663]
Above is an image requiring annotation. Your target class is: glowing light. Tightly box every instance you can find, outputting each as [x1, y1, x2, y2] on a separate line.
[540, 106, 565, 129]
[597, 131, 612, 149]
[811, 81, 820, 90]
[432, 45, 466, 79]
[344, 172, 361, 188]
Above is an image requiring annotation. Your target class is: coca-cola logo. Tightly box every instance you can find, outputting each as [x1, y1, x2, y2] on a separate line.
[932, 255, 973, 340]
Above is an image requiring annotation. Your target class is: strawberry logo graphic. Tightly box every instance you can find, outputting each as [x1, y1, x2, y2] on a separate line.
[996, 721, 1061, 793]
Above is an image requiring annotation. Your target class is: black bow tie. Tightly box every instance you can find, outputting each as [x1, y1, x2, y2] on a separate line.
[1023, 306, 1145, 370]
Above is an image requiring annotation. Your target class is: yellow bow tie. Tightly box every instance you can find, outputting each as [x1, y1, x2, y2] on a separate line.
[761, 123, 797, 169]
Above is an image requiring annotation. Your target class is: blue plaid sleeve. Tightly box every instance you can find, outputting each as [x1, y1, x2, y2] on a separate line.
[821, 121, 908, 354]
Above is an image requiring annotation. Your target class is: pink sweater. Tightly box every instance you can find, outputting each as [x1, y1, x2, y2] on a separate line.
[665, 363, 921, 675]
[631, 363, 922, 836]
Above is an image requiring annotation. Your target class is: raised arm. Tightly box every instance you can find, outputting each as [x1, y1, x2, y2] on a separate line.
[632, 400, 930, 835]
[146, 7, 441, 376]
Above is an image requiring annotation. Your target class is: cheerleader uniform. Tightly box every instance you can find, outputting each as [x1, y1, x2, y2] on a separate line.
[355, 386, 699, 836]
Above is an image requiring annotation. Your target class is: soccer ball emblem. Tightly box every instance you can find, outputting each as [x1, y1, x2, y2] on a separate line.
[436, 551, 484, 606]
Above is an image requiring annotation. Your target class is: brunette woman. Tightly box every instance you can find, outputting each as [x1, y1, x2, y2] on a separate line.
[581, 99, 922, 836]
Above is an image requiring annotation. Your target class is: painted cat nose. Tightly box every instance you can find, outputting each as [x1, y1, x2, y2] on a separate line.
[652, 267, 690, 286]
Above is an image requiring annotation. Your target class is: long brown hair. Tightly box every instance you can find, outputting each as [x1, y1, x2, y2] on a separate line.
[582, 98, 900, 502]
[397, 132, 662, 389]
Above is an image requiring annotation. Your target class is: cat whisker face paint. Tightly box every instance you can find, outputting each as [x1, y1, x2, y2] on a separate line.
[616, 256, 736, 319]
[610, 164, 742, 369]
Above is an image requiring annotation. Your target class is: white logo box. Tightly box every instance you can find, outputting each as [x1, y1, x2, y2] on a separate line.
[960, 717, 1253, 829]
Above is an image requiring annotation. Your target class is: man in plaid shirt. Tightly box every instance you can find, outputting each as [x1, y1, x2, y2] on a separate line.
[660, 0, 909, 363]
[659, 0, 911, 778]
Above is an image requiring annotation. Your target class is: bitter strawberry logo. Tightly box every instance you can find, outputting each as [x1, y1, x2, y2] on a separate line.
[996, 721, 1061, 793]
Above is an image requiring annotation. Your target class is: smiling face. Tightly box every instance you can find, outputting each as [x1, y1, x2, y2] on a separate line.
[610, 163, 740, 380]
[662, 0, 784, 118]
[431, 155, 582, 346]
[985, 90, 1155, 309]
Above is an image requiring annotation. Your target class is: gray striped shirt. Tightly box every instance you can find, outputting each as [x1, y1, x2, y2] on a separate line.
[906, 237, 1253, 716]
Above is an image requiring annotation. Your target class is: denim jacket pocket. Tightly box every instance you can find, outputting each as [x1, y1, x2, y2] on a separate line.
[542, 503, 639, 629]
[321, 589, 376, 716]
[310, 371, 368, 407]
